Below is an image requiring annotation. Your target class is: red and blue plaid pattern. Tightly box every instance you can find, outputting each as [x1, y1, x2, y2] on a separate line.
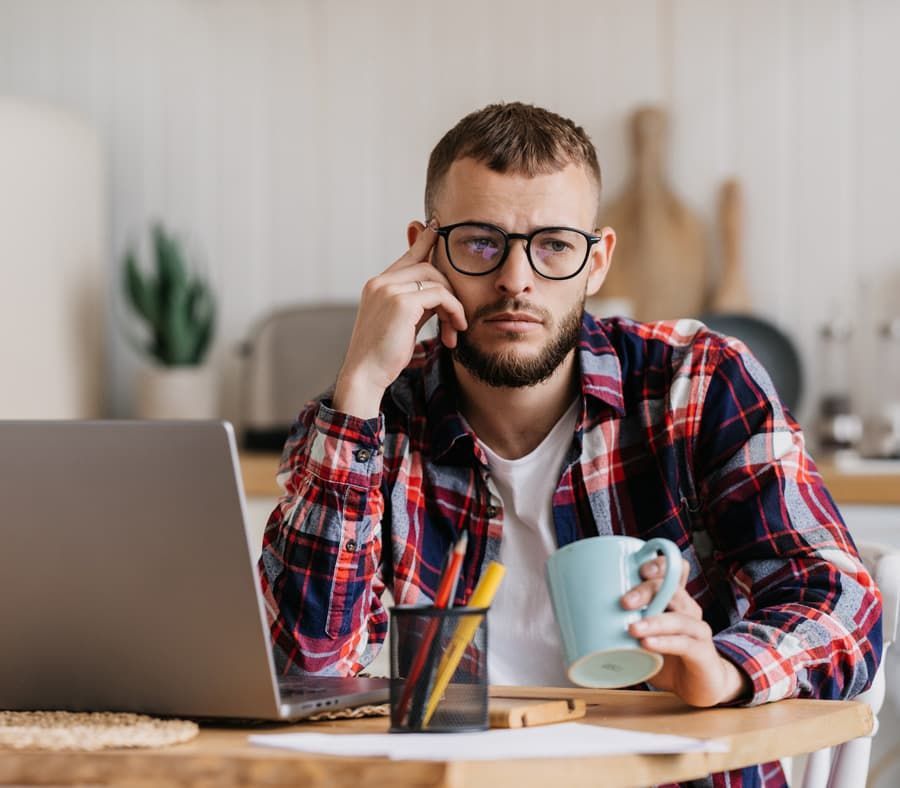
[259, 313, 881, 788]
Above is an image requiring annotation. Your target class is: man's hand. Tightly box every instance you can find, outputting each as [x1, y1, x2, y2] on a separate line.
[623, 555, 752, 707]
[333, 222, 467, 419]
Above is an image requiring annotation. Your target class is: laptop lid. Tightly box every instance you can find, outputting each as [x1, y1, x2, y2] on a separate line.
[0, 420, 312, 719]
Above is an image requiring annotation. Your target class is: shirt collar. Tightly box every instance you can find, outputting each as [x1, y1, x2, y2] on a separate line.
[576, 310, 626, 416]
[422, 312, 626, 463]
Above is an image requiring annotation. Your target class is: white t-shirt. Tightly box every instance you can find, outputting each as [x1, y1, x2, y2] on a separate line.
[482, 398, 580, 687]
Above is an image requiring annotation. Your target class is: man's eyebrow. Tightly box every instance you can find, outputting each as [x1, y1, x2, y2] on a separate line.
[457, 218, 506, 228]
[456, 219, 580, 232]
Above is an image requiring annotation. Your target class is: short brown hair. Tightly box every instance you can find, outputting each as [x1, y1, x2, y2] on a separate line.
[425, 102, 602, 222]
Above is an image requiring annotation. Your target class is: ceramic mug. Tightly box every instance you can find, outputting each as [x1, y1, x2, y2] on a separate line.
[545, 535, 682, 688]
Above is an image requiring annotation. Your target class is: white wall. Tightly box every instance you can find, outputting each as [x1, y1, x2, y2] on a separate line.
[0, 97, 106, 417]
[1, 0, 899, 427]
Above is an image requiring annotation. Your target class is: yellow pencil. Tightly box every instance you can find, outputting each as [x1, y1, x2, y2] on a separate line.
[421, 561, 506, 727]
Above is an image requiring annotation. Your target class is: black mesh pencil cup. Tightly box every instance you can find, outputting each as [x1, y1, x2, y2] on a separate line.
[389, 605, 489, 733]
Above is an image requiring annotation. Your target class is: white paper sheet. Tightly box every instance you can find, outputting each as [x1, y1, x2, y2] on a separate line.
[249, 722, 729, 761]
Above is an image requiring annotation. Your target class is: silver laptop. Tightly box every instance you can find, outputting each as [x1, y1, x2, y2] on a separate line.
[0, 420, 388, 720]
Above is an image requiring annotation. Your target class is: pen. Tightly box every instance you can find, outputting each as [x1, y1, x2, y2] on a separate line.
[392, 531, 468, 727]
[421, 560, 506, 727]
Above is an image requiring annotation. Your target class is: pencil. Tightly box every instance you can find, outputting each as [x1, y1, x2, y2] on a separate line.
[405, 620, 445, 729]
[391, 531, 468, 728]
[421, 561, 505, 727]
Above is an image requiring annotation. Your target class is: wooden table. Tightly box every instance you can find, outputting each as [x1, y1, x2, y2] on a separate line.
[0, 688, 871, 787]
[240, 453, 900, 506]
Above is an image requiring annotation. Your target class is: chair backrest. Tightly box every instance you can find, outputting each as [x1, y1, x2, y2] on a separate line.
[698, 312, 803, 412]
[797, 540, 900, 788]
[239, 303, 358, 449]
[857, 543, 900, 651]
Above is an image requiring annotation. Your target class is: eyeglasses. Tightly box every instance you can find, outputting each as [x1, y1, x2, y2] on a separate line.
[436, 222, 603, 280]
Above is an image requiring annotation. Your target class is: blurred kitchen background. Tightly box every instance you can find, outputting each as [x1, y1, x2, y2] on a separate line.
[2, 0, 900, 782]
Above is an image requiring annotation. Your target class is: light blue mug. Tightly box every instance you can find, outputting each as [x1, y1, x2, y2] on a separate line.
[545, 535, 682, 688]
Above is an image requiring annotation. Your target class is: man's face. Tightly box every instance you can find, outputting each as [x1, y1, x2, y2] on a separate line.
[425, 157, 613, 388]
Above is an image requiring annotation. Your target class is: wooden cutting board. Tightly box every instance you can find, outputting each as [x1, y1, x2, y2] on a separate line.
[589, 106, 710, 322]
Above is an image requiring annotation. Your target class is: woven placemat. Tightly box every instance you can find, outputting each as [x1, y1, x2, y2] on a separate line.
[0, 711, 199, 751]
[306, 703, 390, 722]
[303, 672, 390, 722]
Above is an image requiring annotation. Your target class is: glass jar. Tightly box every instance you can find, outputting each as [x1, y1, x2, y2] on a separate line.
[871, 318, 900, 458]
[817, 319, 862, 452]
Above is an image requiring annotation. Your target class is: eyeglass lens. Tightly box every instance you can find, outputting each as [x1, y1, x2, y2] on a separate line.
[446, 224, 588, 277]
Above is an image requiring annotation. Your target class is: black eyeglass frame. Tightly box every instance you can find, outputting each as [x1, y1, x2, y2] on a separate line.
[435, 222, 604, 281]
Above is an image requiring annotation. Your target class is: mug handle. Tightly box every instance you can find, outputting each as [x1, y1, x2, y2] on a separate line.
[632, 538, 682, 617]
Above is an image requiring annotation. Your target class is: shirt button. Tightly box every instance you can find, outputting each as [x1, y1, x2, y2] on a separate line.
[354, 449, 371, 462]
[345, 539, 358, 552]
[486, 506, 499, 518]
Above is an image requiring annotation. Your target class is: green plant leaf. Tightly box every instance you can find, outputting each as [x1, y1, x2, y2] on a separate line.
[123, 249, 159, 326]
[187, 283, 216, 363]
[122, 222, 216, 366]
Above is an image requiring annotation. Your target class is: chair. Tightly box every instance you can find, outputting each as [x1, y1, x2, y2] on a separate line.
[237, 303, 360, 449]
[698, 312, 804, 413]
[238, 304, 441, 450]
[798, 542, 900, 787]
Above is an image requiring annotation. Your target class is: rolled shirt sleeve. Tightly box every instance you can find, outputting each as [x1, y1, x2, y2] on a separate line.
[258, 400, 390, 677]
[694, 339, 882, 706]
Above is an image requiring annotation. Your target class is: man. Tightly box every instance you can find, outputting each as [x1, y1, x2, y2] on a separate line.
[260, 103, 881, 785]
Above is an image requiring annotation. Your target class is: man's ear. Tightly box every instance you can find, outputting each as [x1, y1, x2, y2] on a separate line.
[586, 227, 616, 297]
[407, 220, 427, 248]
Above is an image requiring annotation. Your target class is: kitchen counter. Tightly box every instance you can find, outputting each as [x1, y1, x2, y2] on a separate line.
[816, 461, 900, 505]
[240, 452, 283, 498]
[240, 452, 900, 507]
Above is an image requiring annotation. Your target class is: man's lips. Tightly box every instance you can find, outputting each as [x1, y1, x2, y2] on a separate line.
[481, 312, 545, 334]
[484, 312, 542, 324]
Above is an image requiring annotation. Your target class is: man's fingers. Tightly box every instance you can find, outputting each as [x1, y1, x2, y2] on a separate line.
[635, 634, 698, 656]
[665, 586, 702, 615]
[639, 556, 689, 583]
[380, 261, 454, 297]
[639, 555, 667, 579]
[623, 572, 675, 608]
[409, 223, 439, 262]
[391, 222, 439, 269]
[408, 281, 468, 331]
[629, 611, 712, 643]
[378, 271, 467, 338]
[398, 261, 454, 292]
[622, 582, 700, 617]
[439, 318, 459, 349]
[400, 285, 467, 332]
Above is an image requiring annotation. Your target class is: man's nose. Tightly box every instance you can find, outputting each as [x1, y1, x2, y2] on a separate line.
[494, 239, 534, 296]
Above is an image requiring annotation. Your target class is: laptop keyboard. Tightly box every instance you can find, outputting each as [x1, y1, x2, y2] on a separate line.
[276, 675, 390, 713]
[277, 678, 329, 698]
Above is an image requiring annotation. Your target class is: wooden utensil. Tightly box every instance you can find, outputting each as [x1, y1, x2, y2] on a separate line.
[489, 697, 587, 728]
[710, 178, 751, 312]
[589, 106, 710, 321]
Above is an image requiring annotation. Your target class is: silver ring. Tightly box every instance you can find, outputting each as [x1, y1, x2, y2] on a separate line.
[415, 280, 424, 292]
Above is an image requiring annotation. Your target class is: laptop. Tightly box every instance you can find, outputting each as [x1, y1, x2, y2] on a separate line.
[0, 420, 388, 720]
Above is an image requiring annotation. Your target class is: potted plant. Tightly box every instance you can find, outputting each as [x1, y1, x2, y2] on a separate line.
[123, 222, 217, 419]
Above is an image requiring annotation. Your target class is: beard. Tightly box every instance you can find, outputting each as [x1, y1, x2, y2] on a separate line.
[452, 298, 584, 388]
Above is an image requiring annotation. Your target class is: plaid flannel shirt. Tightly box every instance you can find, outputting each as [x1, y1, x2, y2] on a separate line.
[259, 313, 881, 788]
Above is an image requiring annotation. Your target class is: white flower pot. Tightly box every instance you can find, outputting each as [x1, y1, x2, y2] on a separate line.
[135, 365, 218, 420]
